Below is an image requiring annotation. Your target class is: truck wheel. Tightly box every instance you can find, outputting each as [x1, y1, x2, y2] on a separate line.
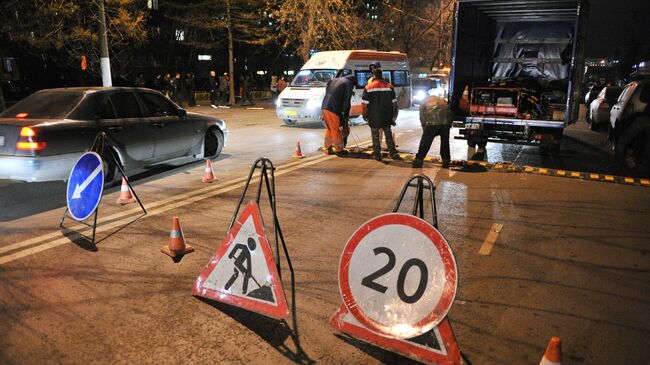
[283, 119, 297, 126]
[539, 144, 549, 155]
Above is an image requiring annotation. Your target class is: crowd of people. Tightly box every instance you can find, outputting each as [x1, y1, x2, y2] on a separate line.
[136, 70, 291, 108]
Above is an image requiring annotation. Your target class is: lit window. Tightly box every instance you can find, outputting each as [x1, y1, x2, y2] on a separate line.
[147, 0, 159, 10]
[175, 29, 185, 41]
[198, 55, 212, 61]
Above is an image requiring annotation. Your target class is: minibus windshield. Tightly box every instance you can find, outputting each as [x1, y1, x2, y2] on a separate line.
[291, 69, 337, 87]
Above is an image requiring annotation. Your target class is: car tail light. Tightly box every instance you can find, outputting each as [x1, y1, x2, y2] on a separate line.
[20, 127, 36, 137]
[16, 141, 47, 150]
[16, 126, 47, 151]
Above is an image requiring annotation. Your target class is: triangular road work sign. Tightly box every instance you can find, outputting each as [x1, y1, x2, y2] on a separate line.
[193, 201, 289, 319]
[330, 304, 462, 365]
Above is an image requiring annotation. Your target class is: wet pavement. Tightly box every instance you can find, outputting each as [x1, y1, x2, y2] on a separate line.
[0, 103, 649, 364]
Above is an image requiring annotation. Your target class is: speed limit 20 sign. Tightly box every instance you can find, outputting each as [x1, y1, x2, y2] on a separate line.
[338, 213, 457, 339]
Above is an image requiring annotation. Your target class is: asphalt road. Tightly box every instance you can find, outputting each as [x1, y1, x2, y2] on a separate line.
[0, 104, 648, 364]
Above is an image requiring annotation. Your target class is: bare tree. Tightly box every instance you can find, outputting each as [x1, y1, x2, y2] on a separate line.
[371, 0, 456, 68]
[163, 0, 272, 104]
[270, 0, 366, 62]
[0, 0, 148, 78]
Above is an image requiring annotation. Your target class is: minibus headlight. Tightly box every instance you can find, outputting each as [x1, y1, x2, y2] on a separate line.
[306, 98, 322, 109]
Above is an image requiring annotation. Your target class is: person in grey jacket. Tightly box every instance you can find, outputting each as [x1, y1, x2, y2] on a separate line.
[413, 95, 453, 168]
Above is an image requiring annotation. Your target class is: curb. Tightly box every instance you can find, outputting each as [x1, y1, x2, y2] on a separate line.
[344, 147, 650, 187]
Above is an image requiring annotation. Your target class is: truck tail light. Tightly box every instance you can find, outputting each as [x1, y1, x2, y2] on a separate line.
[16, 127, 47, 150]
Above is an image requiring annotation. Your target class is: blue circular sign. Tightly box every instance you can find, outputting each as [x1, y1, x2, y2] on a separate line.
[66, 152, 104, 221]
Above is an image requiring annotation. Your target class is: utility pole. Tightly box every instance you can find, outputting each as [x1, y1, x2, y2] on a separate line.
[98, 0, 112, 86]
[227, 0, 235, 106]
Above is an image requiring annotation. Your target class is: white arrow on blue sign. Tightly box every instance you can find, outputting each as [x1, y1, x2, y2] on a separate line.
[66, 152, 104, 221]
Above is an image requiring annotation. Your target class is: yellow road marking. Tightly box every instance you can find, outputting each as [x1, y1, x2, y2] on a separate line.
[641, 179, 650, 186]
[478, 223, 504, 256]
[624, 177, 635, 184]
[524, 167, 534, 172]
[538, 168, 548, 174]
[604, 175, 615, 181]
[590, 173, 600, 179]
[0, 153, 336, 265]
[556, 170, 566, 176]
[571, 172, 581, 177]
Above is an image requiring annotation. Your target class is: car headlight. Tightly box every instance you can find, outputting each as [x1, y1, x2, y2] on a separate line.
[306, 98, 322, 109]
[276, 98, 282, 107]
[414, 90, 426, 101]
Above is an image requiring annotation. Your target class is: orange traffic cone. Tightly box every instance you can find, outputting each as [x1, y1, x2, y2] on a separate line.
[539, 337, 562, 365]
[116, 177, 136, 205]
[293, 141, 305, 158]
[202, 159, 215, 183]
[459, 85, 470, 112]
[160, 217, 194, 258]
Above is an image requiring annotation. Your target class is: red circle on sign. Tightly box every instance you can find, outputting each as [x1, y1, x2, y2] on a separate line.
[338, 213, 457, 338]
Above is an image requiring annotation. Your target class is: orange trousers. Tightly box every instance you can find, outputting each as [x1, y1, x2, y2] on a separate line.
[322, 109, 344, 150]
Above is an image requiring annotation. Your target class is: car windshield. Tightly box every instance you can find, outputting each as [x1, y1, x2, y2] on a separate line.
[0, 91, 83, 119]
[291, 69, 337, 87]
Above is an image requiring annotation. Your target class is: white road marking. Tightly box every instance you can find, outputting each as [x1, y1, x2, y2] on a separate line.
[478, 223, 504, 256]
[0, 154, 336, 265]
[448, 169, 456, 178]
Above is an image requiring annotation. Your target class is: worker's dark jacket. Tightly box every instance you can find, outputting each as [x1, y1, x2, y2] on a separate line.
[362, 78, 397, 128]
[321, 75, 356, 121]
[208, 76, 218, 92]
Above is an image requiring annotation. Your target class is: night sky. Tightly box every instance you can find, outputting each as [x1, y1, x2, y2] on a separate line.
[585, 0, 650, 57]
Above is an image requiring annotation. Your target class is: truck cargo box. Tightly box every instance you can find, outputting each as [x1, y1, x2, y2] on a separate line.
[450, 0, 588, 149]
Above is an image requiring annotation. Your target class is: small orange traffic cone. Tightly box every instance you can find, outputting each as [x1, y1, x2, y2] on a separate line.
[459, 85, 470, 112]
[116, 177, 136, 205]
[539, 337, 562, 365]
[293, 141, 305, 158]
[160, 217, 194, 258]
[202, 159, 215, 183]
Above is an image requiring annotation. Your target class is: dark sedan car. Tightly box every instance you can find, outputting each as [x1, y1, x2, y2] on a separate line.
[0, 87, 228, 182]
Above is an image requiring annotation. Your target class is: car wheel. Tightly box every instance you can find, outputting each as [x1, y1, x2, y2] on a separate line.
[283, 119, 297, 126]
[614, 117, 650, 171]
[101, 148, 117, 184]
[204, 127, 224, 158]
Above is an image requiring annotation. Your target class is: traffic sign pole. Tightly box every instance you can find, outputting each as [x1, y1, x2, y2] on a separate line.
[59, 132, 146, 246]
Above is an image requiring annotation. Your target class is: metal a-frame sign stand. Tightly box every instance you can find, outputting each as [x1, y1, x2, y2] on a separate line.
[228, 157, 293, 281]
[392, 174, 439, 228]
[59, 132, 146, 245]
[389, 174, 469, 364]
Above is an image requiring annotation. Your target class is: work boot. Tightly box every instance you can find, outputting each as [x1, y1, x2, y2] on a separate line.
[442, 160, 450, 168]
[390, 152, 402, 160]
[373, 153, 383, 161]
[412, 159, 423, 168]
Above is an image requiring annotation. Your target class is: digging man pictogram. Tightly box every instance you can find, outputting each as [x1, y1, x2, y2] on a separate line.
[225, 237, 261, 294]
